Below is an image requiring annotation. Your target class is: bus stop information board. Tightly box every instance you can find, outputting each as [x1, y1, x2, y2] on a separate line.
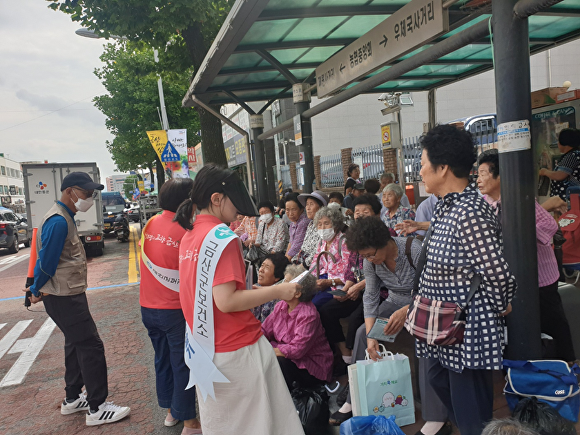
[315, 0, 449, 98]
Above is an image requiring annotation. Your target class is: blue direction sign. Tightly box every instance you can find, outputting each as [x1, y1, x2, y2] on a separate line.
[161, 141, 181, 162]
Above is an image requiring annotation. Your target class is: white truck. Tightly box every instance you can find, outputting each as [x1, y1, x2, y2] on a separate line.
[22, 162, 105, 256]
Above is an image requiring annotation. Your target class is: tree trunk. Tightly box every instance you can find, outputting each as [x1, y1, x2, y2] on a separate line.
[155, 157, 166, 192]
[182, 23, 227, 168]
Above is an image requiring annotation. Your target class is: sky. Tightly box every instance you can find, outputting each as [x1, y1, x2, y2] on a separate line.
[0, 0, 120, 180]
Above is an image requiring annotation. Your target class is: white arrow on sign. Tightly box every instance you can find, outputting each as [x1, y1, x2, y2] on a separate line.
[315, 0, 449, 98]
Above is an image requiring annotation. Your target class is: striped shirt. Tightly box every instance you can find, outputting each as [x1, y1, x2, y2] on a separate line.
[262, 300, 333, 382]
[287, 212, 311, 258]
[362, 237, 423, 319]
[484, 196, 560, 288]
[535, 201, 560, 287]
[416, 183, 517, 372]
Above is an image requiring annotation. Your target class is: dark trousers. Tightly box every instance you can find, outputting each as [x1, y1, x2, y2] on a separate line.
[43, 292, 108, 410]
[318, 297, 362, 346]
[345, 302, 364, 349]
[539, 280, 576, 362]
[277, 357, 324, 391]
[427, 358, 493, 435]
[141, 307, 197, 420]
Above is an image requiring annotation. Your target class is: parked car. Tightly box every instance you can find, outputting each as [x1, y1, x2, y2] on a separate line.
[0, 207, 30, 253]
[125, 205, 140, 223]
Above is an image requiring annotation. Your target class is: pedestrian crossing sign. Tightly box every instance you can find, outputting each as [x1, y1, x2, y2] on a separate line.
[161, 141, 180, 162]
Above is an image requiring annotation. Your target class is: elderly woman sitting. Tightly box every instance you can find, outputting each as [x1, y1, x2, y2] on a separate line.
[310, 206, 355, 309]
[291, 190, 329, 268]
[251, 253, 291, 322]
[381, 183, 415, 233]
[262, 265, 333, 390]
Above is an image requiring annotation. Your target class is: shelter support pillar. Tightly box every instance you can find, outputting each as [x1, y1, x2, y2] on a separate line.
[492, 0, 541, 360]
[427, 89, 436, 130]
[294, 83, 315, 194]
[250, 114, 268, 202]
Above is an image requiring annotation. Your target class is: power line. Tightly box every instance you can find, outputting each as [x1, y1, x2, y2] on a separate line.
[0, 96, 97, 132]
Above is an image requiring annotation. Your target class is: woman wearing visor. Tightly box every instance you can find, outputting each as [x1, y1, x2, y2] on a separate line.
[175, 165, 304, 435]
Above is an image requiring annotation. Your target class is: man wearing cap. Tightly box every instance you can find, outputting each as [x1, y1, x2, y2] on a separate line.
[25, 172, 131, 426]
[343, 183, 365, 211]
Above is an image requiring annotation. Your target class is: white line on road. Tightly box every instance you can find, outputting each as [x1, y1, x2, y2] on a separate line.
[0, 318, 56, 388]
[0, 254, 30, 273]
[0, 319, 33, 360]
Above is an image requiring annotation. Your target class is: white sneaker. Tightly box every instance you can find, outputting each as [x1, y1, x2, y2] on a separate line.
[86, 401, 131, 426]
[61, 392, 90, 415]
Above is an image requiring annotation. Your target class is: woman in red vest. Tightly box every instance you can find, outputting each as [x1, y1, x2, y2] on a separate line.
[174, 165, 304, 435]
[140, 178, 202, 434]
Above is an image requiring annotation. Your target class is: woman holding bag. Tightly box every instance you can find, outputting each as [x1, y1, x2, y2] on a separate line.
[330, 217, 450, 435]
[175, 165, 304, 435]
[410, 125, 517, 435]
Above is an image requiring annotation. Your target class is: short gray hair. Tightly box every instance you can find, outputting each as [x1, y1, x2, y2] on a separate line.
[314, 206, 344, 232]
[384, 183, 404, 199]
[284, 264, 318, 302]
[482, 419, 540, 435]
[381, 173, 395, 182]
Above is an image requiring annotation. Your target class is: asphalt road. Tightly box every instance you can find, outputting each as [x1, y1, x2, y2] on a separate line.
[0, 224, 188, 434]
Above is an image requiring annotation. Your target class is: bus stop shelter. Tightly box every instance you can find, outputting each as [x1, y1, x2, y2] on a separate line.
[183, 0, 580, 361]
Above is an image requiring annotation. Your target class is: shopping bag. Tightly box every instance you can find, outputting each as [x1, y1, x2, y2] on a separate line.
[340, 415, 405, 435]
[348, 363, 361, 416]
[356, 347, 415, 427]
[503, 359, 580, 422]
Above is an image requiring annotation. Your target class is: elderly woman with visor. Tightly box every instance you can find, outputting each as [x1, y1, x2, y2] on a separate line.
[309, 207, 356, 309]
[292, 190, 328, 268]
[381, 183, 415, 234]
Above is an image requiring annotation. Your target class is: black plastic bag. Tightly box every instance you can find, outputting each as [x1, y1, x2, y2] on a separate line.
[291, 385, 329, 435]
[512, 397, 576, 435]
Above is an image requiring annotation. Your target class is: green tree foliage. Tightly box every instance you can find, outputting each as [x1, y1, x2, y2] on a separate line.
[93, 41, 201, 189]
[122, 174, 141, 200]
[47, 0, 231, 167]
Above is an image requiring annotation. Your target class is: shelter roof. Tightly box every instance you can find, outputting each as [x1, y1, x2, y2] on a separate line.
[183, 0, 580, 107]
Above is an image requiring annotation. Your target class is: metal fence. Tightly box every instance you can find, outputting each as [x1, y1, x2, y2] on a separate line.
[352, 144, 384, 183]
[320, 153, 342, 188]
[402, 136, 422, 184]
[315, 120, 499, 188]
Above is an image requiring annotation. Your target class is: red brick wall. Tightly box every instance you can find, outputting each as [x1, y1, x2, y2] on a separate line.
[314, 156, 321, 190]
[341, 148, 353, 183]
[290, 162, 298, 191]
[383, 148, 398, 182]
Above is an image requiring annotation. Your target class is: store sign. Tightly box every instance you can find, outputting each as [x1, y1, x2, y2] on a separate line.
[315, 0, 449, 97]
[294, 115, 303, 146]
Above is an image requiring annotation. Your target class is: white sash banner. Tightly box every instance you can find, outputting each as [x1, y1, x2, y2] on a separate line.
[184, 224, 238, 401]
[141, 217, 180, 292]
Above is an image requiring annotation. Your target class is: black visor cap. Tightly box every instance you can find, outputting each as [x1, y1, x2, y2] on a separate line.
[222, 173, 258, 217]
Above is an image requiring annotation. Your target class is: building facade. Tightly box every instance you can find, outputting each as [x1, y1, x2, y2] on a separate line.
[0, 153, 25, 212]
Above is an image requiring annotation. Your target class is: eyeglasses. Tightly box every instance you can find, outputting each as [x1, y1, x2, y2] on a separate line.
[360, 248, 378, 259]
[73, 187, 98, 199]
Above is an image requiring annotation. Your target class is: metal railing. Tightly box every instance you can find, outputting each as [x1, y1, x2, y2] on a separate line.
[352, 144, 384, 183]
[402, 136, 422, 184]
[320, 153, 343, 188]
[276, 165, 293, 190]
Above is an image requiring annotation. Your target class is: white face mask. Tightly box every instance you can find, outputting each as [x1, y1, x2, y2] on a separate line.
[317, 228, 335, 241]
[327, 202, 340, 210]
[259, 213, 273, 224]
[71, 189, 94, 212]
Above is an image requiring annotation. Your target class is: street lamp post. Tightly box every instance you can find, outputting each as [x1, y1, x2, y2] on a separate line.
[75, 29, 170, 131]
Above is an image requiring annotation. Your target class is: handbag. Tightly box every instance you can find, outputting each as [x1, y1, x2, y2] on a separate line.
[404, 226, 482, 346]
[354, 346, 415, 427]
[245, 220, 268, 264]
[503, 359, 580, 423]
